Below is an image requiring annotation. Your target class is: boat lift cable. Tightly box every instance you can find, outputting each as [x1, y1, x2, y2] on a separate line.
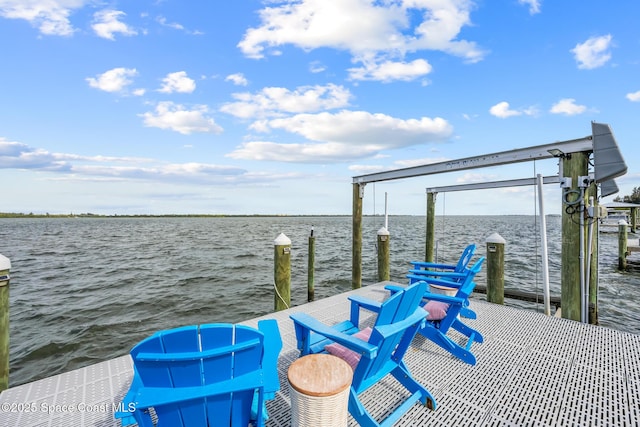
[438, 192, 446, 263]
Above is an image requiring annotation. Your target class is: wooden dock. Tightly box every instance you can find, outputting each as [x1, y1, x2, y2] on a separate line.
[1, 282, 639, 426]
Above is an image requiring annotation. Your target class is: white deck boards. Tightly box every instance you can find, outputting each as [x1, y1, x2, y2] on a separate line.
[1, 282, 639, 426]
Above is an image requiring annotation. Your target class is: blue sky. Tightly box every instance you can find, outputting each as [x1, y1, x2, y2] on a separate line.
[0, 0, 638, 216]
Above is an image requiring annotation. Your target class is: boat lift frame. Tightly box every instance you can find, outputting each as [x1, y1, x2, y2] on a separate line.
[351, 122, 627, 324]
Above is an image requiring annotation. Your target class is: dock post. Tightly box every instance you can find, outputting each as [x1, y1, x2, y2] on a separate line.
[425, 191, 436, 262]
[377, 227, 390, 281]
[486, 233, 505, 304]
[631, 207, 638, 233]
[618, 221, 628, 271]
[274, 233, 291, 311]
[308, 227, 315, 302]
[0, 254, 10, 392]
[352, 183, 364, 289]
[560, 151, 589, 322]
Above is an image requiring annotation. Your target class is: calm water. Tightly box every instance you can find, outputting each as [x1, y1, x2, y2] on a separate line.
[1, 216, 639, 387]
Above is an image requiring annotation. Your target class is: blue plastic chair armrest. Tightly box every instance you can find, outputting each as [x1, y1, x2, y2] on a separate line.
[375, 309, 426, 339]
[407, 274, 465, 288]
[385, 284, 405, 295]
[115, 367, 146, 426]
[409, 261, 457, 270]
[258, 319, 282, 395]
[408, 269, 467, 279]
[134, 370, 264, 410]
[290, 312, 377, 358]
[348, 295, 383, 327]
[422, 292, 466, 306]
[348, 295, 382, 312]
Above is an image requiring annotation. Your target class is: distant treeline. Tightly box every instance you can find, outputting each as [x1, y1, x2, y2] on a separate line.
[0, 212, 349, 218]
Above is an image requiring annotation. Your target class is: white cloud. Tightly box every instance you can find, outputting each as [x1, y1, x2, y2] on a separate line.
[159, 71, 196, 93]
[392, 156, 450, 168]
[348, 59, 432, 82]
[626, 90, 640, 102]
[0, 138, 65, 169]
[92, 9, 137, 40]
[456, 172, 499, 184]
[86, 67, 138, 93]
[140, 102, 223, 135]
[489, 102, 521, 118]
[309, 61, 326, 73]
[518, 0, 541, 15]
[238, 0, 486, 81]
[221, 84, 352, 119]
[571, 35, 613, 69]
[549, 98, 587, 115]
[225, 73, 248, 86]
[0, 138, 306, 187]
[156, 15, 203, 35]
[156, 16, 184, 31]
[0, 0, 84, 36]
[228, 110, 452, 163]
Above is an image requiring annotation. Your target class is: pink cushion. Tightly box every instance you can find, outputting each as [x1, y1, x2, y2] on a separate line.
[324, 327, 373, 370]
[424, 301, 449, 320]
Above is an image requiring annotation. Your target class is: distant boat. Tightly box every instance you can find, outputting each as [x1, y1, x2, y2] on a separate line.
[599, 209, 630, 232]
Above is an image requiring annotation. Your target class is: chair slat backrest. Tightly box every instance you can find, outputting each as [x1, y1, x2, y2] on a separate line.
[200, 324, 263, 426]
[130, 323, 268, 427]
[456, 244, 476, 272]
[354, 281, 427, 389]
[133, 326, 206, 426]
[438, 257, 484, 330]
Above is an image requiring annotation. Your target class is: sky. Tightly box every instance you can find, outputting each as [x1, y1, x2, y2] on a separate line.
[0, 0, 638, 216]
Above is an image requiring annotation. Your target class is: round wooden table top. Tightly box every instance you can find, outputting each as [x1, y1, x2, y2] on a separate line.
[288, 354, 353, 397]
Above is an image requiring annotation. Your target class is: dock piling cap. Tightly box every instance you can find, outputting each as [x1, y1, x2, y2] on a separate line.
[486, 233, 506, 244]
[274, 233, 291, 246]
[377, 226, 390, 236]
[0, 253, 10, 271]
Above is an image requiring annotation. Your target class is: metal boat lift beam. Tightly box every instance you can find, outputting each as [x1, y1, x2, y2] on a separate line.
[352, 136, 593, 185]
[426, 175, 561, 194]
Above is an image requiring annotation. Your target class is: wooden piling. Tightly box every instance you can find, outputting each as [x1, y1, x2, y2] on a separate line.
[352, 183, 363, 289]
[274, 233, 291, 311]
[308, 227, 315, 302]
[426, 192, 436, 262]
[560, 152, 589, 322]
[618, 221, 628, 271]
[0, 254, 10, 392]
[486, 233, 505, 305]
[377, 227, 390, 281]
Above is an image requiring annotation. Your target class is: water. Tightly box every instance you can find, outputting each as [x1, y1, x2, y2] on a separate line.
[1, 215, 639, 388]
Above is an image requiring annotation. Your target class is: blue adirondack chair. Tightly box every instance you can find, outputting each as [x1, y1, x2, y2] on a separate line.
[408, 243, 476, 276]
[408, 243, 477, 319]
[115, 319, 282, 427]
[290, 281, 436, 427]
[388, 257, 485, 366]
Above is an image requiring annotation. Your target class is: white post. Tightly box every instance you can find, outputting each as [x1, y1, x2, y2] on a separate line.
[384, 192, 388, 230]
[537, 174, 551, 316]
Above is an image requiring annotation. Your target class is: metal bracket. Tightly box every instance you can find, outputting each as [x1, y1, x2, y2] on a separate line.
[358, 183, 366, 198]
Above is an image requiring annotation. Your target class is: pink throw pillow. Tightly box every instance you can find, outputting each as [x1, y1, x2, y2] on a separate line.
[424, 301, 449, 320]
[325, 327, 373, 370]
